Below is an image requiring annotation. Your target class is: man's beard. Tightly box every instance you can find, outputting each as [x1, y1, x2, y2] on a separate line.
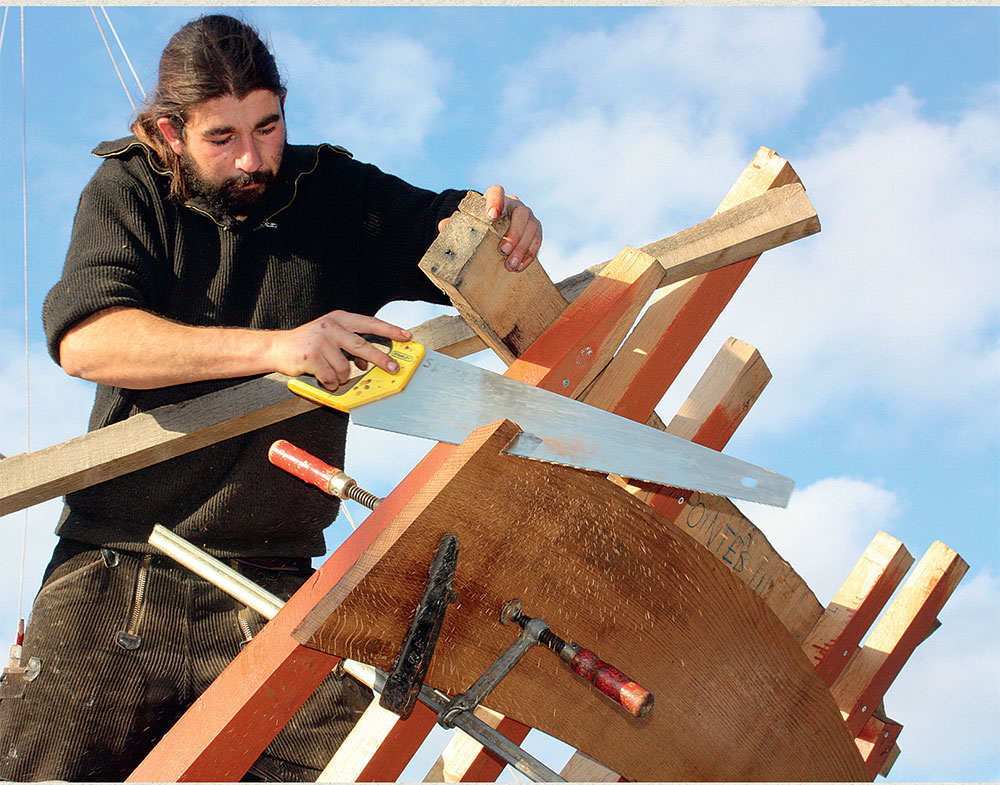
[180, 150, 278, 217]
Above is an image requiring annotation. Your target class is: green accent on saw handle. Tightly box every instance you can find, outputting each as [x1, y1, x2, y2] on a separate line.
[287, 339, 426, 412]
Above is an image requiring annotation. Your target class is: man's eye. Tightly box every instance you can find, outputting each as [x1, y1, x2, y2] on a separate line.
[209, 136, 232, 147]
[258, 125, 277, 136]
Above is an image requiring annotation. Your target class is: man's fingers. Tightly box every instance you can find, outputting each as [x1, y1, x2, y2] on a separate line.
[500, 201, 541, 272]
[483, 184, 505, 222]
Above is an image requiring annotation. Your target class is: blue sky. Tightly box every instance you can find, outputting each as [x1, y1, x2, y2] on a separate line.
[0, 6, 997, 781]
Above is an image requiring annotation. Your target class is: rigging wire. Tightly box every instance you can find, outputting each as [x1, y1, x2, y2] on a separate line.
[16, 5, 30, 624]
[90, 6, 137, 114]
[100, 7, 145, 101]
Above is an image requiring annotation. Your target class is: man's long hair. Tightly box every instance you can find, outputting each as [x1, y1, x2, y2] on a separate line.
[132, 14, 286, 201]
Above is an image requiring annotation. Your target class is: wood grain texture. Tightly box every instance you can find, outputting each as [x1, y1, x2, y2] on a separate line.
[830, 540, 968, 736]
[293, 419, 867, 782]
[803, 532, 914, 687]
[0, 373, 314, 516]
[419, 192, 568, 364]
[560, 751, 621, 782]
[648, 183, 819, 286]
[614, 337, 823, 644]
[508, 246, 664, 395]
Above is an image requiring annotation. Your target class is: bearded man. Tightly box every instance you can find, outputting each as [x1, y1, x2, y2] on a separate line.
[0, 14, 541, 781]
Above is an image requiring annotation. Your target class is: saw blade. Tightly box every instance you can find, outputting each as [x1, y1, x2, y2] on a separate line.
[343, 350, 793, 507]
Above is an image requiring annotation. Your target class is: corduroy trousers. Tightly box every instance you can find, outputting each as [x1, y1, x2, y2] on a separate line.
[0, 538, 372, 782]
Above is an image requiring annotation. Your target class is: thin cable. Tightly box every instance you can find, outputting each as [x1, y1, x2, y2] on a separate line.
[90, 6, 135, 114]
[16, 6, 30, 624]
[100, 7, 144, 100]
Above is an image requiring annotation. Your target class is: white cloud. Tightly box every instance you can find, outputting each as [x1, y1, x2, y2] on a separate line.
[272, 29, 450, 166]
[500, 8, 832, 135]
[474, 7, 835, 278]
[706, 84, 1000, 444]
[746, 476, 903, 605]
[882, 569, 1000, 780]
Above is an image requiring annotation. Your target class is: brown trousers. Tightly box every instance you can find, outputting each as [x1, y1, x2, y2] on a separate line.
[0, 539, 371, 781]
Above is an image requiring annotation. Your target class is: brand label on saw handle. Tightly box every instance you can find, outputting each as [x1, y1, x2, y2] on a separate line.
[287, 339, 426, 412]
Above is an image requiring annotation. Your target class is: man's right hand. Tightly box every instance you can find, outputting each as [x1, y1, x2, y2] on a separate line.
[267, 311, 413, 389]
[58, 306, 412, 391]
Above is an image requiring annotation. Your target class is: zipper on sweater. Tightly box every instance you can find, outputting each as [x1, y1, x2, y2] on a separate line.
[116, 554, 152, 651]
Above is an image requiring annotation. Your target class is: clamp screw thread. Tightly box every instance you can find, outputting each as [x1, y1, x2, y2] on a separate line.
[345, 486, 381, 510]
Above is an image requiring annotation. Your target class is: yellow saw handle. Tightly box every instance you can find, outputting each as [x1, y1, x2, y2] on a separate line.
[287, 339, 425, 412]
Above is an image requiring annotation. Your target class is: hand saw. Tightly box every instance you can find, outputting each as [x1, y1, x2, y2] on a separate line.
[287, 339, 794, 507]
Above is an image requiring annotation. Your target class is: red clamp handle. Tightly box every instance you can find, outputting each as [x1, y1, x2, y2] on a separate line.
[268, 439, 341, 496]
[569, 647, 654, 718]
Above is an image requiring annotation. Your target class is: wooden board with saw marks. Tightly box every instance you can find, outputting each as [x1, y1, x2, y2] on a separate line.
[293, 419, 867, 782]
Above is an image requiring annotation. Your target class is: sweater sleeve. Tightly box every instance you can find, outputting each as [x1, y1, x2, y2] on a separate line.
[42, 161, 169, 363]
[353, 161, 467, 315]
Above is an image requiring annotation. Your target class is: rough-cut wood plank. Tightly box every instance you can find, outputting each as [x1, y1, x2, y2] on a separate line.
[423, 707, 529, 782]
[830, 541, 968, 736]
[0, 373, 315, 516]
[649, 183, 818, 285]
[419, 192, 568, 364]
[663, 337, 772, 443]
[582, 149, 800, 422]
[293, 419, 867, 782]
[803, 532, 914, 687]
[855, 712, 903, 781]
[128, 440, 459, 781]
[317, 697, 438, 782]
[560, 751, 621, 782]
[508, 246, 664, 394]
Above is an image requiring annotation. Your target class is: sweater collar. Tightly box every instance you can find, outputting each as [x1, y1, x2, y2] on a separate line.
[93, 138, 348, 231]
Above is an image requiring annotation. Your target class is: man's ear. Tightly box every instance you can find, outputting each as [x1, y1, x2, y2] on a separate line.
[155, 117, 185, 156]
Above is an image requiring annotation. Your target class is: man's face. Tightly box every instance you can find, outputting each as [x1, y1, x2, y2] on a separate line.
[161, 89, 286, 215]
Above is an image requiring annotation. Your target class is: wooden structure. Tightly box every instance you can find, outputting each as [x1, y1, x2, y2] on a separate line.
[0, 148, 967, 781]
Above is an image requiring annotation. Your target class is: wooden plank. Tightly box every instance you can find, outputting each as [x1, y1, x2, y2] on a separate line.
[830, 541, 968, 736]
[419, 192, 568, 364]
[508, 246, 665, 394]
[649, 182, 818, 286]
[293, 418, 867, 781]
[855, 712, 903, 781]
[423, 707, 529, 782]
[0, 373, 314, 517]
[582, 149, 800, 422]
[128, 441, 459, 781]
[803, 532, 914, 687]
[559, 751, 621, 782]
[317, 697, 438, 782]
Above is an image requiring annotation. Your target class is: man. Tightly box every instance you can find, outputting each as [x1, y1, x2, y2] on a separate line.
[0, 14, 541, 781]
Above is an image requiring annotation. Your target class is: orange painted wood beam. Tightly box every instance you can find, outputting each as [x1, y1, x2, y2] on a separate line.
[830, 541, 968, 737]
[582, 147, 801, 423]
[127, 442, 458, 782]
[803, 532, 914, 687]
[508, 245, 664, 396]
[855, 712, 903, 781]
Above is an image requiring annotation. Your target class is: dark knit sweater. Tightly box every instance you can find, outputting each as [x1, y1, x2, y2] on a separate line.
[42, 137, 464, 558]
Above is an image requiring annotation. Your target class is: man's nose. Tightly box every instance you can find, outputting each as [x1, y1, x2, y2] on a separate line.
[235, 137, 262, 173]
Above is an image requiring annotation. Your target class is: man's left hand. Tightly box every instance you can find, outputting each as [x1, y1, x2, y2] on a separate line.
[438, 184, 542, 273]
